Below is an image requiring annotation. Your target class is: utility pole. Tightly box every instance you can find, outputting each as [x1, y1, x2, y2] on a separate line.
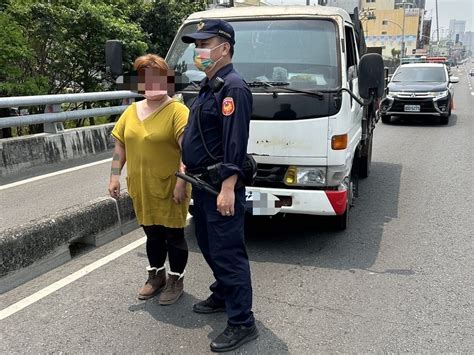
[435, 0, 440, 42]
[401, 0, 406, 57]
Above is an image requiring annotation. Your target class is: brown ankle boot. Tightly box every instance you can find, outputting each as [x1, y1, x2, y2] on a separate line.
[138, 266, 166, 300]
[159, 272, 184, 305]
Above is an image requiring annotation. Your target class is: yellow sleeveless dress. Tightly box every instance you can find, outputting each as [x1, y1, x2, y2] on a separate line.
[112, 100, 191, 227]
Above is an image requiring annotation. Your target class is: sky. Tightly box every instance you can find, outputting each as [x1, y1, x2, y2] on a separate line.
[425, 0, 473, 32]
[264, 0, 474, 32]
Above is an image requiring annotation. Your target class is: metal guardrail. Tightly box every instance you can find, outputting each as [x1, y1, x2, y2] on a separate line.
[0, 91, 142, 133]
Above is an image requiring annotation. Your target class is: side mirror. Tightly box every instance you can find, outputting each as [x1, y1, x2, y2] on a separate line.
[450, 76, 459, 83]
[358, 53, 385, 100]
[105, 40, 123, 78]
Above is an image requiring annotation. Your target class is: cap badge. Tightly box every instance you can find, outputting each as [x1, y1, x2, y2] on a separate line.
[197, 21, 205, 31]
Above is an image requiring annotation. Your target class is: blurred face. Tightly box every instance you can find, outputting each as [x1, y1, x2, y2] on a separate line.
[137, 67, 175, 100]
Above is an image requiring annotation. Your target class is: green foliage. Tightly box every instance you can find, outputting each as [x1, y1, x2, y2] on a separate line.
[391, 47, 401, 59]
[2, 0, 148, 95]
[0, 0, 207, 132]
[0, 12, 49, 96]
[0, 0, 206, 96]
[139, 0, 208, 56]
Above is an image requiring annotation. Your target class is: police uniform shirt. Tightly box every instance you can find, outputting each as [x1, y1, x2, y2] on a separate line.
[182, 63, 252, 182]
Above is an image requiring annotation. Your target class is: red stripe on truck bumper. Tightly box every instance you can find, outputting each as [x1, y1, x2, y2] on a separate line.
[325, 190, 347, 215]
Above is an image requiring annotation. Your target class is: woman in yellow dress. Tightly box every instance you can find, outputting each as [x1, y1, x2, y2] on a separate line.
[108, 54, 190, 305]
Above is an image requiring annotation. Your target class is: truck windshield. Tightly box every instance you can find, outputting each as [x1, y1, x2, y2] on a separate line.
[167, 19, 339, 90]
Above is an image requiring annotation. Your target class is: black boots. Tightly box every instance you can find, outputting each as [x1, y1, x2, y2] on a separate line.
[210, 324, 259, 352]
[192, 297, 226, 314]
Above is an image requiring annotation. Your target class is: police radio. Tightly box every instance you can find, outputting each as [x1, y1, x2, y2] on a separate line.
[209, 77, 225, 93]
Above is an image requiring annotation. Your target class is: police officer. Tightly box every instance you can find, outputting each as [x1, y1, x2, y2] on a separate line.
[180, 19, 257, 352]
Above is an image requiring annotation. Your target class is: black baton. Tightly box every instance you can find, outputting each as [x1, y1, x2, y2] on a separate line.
[175, 172, 219, 196]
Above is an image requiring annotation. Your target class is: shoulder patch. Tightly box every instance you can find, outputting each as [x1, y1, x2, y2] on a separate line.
[222, 97, 235, 117]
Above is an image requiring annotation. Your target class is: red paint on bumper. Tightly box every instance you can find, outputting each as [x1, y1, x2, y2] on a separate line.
[325, 190, 348, 215]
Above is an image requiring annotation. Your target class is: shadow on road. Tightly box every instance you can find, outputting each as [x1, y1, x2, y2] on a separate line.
[128, 295, 289, 353]
[384, 114, 458, 128]
[185, 161, 402, 271]
[172, 162, 401, 351]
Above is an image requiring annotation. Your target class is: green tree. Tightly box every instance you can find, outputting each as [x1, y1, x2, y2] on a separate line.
[0, 12, 48, 96]
[7, 0, 148, 95]
[2, 0, 148, 129]
[391, 47, 401, 59]
[0, 0, 205, 133]
[139, 0, 208, 57]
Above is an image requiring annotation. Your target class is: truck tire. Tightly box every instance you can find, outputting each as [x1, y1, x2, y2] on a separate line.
[358, 135, 373, 179]
[335, 204, 349, 231]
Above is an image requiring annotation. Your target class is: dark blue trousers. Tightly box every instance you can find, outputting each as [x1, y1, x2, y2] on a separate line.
[192, 187, 255, 327]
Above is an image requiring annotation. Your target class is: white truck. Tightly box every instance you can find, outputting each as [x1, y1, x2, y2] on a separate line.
[106, 5, 385, 230]
[166, 5, 384, 230]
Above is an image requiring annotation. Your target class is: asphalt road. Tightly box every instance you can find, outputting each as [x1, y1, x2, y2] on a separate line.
[1, 65, 473, 353]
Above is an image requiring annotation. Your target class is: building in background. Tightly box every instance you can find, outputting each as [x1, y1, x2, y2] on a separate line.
[321, 0, 426, 58]
[363, 5, 424, 58]
[325, 0, 361, 13]
[419, 17, 431, 49]
[395, 0, 424, 8]
[361, 0, 393, 10]
[460, 31, 474, 56]
[448, 19, 466, 42]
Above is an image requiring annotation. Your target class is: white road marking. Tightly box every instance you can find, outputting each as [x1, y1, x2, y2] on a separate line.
[0, 214, 193, 320]
[471, 92, 474, 96]
[0, 158, 112, 191]
[0, 236, 146, 320]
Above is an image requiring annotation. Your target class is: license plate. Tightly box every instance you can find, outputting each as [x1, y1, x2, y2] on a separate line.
[404, 104, 421, 112]
[245, 190, 281, 216]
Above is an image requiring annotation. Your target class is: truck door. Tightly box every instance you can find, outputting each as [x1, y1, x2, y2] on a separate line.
[344, 25, 363, 126]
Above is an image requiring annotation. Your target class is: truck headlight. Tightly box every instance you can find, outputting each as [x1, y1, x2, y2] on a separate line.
[284, 166, 347, 187]
[284, 166, 326, 186]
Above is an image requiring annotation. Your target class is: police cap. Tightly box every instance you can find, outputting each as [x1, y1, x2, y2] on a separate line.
[181, 19, 235, 45]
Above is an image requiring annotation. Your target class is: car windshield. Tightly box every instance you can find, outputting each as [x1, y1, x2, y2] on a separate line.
[167, 19, 340, 90]
[392, 67, 446, 82]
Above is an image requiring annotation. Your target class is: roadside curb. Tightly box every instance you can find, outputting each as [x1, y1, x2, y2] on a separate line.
[0, 193, 138, 293]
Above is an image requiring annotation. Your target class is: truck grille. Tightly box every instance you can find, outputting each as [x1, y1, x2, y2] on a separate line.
[254, 164, 287, 188]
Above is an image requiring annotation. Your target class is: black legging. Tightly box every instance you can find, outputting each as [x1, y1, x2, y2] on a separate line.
[142, 225, 188, 274]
